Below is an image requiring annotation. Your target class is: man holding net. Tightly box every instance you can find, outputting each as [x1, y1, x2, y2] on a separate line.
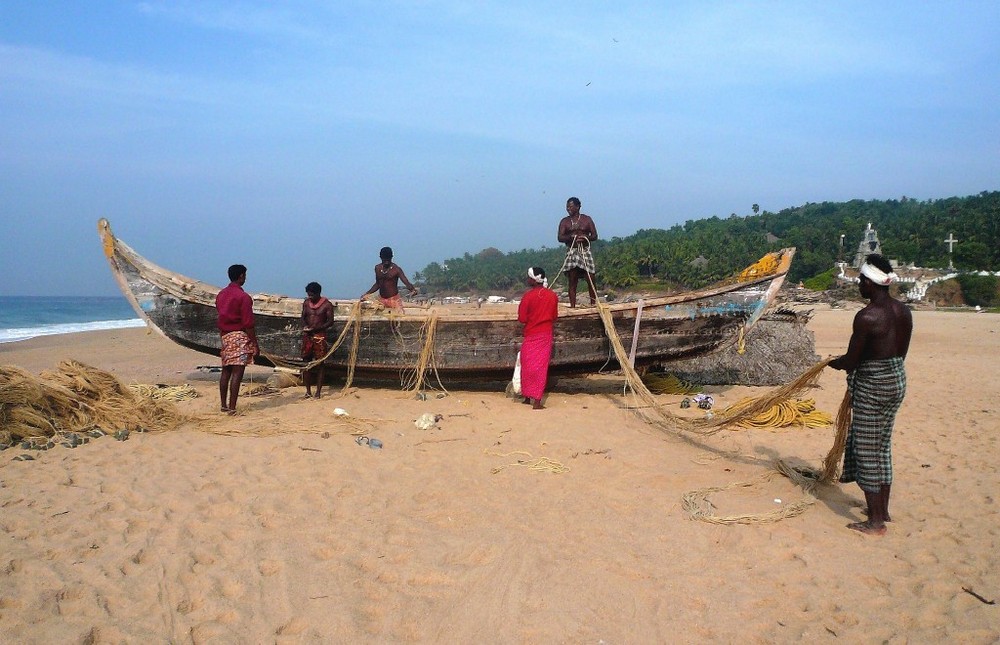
[829, 254, 912, 536]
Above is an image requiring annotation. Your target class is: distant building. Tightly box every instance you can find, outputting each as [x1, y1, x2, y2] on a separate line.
[853, 222, 884, 268]
[837, 222, 956, 301]
[690, 255, 709, 268]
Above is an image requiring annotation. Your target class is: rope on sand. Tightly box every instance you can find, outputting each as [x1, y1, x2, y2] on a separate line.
[484, 449, 570, 475]
[592, 302, 846, 524]
[681, 460, 818, 524]
[129, 383, 198, 401]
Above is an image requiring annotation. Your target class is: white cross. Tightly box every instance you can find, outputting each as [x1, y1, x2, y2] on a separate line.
[945, 233, 958, 253]
[944, 233, 958, 269]
[944, 233, 958, 253]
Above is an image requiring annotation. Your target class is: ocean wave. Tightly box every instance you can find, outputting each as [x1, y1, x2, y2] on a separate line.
[0, 319, 147, 344]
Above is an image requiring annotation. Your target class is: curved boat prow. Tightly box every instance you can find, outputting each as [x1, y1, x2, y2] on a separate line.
[98, 218, 165, 340]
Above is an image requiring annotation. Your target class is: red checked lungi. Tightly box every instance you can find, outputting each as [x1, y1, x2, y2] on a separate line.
[302, 333, 328, 360]
[380, 294, 404, 310]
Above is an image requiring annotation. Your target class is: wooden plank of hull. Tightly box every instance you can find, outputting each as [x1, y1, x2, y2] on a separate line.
[99, 219, 793, 380]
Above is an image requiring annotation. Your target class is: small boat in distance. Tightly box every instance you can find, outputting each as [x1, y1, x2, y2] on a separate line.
[98, 219, 795, 382]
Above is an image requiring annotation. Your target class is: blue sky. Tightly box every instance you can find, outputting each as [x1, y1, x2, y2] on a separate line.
[2, 1, 998, 298]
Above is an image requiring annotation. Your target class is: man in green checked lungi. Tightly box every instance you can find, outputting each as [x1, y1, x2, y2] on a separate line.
[830, 254, 913, 536]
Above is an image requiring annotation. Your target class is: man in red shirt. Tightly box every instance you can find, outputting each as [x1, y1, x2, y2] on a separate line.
[215, 264, 259, 414]
[517, 267, 559, 409]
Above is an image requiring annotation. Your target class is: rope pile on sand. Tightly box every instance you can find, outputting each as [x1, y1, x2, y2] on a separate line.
[0, 360, 185, 446]
[129, 383, 198, 401]
[719, 397, 833, 429]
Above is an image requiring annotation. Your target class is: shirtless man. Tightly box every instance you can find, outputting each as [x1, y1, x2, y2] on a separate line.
[362, 247, 418, 311]
[829, 254, 913, 536]
[301, 282, 335, 399]
[557, 197, 598, 307]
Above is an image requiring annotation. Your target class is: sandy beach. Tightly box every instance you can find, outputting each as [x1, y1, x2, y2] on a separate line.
[1, 306, 998, 643]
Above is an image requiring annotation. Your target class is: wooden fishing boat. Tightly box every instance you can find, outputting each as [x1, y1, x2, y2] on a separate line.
[98, 219, 795, 382]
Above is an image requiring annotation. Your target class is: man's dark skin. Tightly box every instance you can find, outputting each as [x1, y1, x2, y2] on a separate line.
[219, 270, 259, 414]
[557, 198, 598, 307]
[362, 248, 418, 304]
[301, 285, 334, 399]
[829, 257, 913, 536]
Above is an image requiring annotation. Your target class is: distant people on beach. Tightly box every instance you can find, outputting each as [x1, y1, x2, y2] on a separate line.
[517, 267, 559, 409]
[829, 253, 912, 536]
[301, 281, 334, 399]
[215, 264, 258, 415]
[362, 246, 418, 311]
[557, 197, 598, 307]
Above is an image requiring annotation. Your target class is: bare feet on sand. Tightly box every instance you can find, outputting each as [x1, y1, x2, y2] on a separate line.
[847, 521, 887, 536]
[521, 397, 544, 409]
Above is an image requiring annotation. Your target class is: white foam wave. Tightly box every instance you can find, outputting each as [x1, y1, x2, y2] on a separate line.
[0, 319, 147, 344]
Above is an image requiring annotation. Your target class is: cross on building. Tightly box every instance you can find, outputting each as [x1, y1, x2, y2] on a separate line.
[944, 232, 958, 269]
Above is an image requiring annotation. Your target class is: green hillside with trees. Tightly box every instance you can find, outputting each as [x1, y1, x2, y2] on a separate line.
[415, 191, 1000, 295]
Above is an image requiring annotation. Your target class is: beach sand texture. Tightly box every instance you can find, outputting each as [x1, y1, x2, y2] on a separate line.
[1, 307, 998, 643]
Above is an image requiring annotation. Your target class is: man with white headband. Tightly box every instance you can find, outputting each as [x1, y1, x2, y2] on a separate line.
[517, 267, 559, 409]
[830, 254, 912, 536]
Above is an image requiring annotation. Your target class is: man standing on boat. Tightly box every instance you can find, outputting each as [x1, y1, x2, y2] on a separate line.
[557, 197, 598, 307]
[362, 246, 419, 311]
[829, 254, 912, 536]
[517, 267, 559, 409]
[216, 264, 259, 414]
[301, 281, 335, 399]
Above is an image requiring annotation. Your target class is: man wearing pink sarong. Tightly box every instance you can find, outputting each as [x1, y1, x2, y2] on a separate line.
[517, 267, 558, 409]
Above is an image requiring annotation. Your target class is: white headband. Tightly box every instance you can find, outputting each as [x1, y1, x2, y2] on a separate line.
[527, 268, 548, 288]
[860, 262, 896, 286]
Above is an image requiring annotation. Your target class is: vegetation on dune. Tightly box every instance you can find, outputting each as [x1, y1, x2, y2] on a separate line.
[955, 274, 1000, 308]
[415, 191, 1000, 295]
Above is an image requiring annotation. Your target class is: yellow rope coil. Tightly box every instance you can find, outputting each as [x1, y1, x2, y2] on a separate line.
[640, 372, 702, 395]
[720, 397, 833, 429]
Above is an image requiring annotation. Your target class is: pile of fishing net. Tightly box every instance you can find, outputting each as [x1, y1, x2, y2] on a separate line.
[0, 360, 185, 446]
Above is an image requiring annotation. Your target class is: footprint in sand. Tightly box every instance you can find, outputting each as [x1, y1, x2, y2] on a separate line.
[258, 559, 282, 576]
[275, 616, 309, 636]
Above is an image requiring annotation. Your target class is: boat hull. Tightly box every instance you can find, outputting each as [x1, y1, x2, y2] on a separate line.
[99, 219, 793, 381]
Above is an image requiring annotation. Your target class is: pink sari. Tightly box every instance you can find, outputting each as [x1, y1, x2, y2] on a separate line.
[519, 332, 553, 400]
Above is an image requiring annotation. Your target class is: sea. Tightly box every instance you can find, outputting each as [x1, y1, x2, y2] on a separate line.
[0, 296, 145, 344]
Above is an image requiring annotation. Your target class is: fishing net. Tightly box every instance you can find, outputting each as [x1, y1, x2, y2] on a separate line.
[0, 360, 185, 445]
